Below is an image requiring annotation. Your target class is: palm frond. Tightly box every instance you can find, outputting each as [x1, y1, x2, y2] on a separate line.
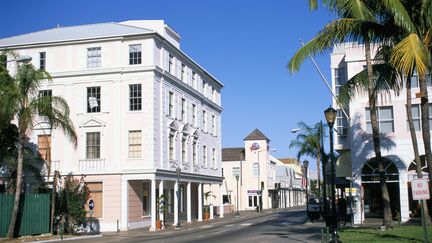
[391, 33, 430, 76]
[382, 0, 417, 34]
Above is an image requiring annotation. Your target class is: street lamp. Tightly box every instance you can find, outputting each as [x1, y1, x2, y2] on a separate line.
[235, 175, 240, 216]
[175, 167, 181, 229]
[324, 106, 339, 243]
[303, 160, 309, 204]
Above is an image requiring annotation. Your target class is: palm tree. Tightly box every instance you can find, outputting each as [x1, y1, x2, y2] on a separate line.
[289, 122, 324, 199]
[288, 0, 398, 227]
[0, 61, 77, 238]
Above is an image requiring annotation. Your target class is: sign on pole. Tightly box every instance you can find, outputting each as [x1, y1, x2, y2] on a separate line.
[412, 178, 430, 200]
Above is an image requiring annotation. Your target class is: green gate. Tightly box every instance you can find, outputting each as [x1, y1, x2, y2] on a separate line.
[0, 194, 50, 237]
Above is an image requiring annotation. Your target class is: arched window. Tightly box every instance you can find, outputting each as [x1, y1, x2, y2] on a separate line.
[252, 163, 259, 177]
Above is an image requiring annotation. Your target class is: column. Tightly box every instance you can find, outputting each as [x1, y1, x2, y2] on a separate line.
[150, 179, 156, 231]
[181, 185, 184, 212]
[174, 180, 179, 225]
[187, 182, 192, 223]
[209, 184, 214, 220]
[198, 183, 203, 221]
[158, 180, 164, 226]
[219, 184, 224, 218]
[121, 179, 128, 231]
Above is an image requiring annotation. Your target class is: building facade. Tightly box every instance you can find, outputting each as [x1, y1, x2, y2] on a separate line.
[220, 129, 306, 212]
[330, 43, 430, 224]
[0, 20, 224, 231]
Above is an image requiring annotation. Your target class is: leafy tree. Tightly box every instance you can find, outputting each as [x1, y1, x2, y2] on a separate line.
[0, 60, 78, 238]
[289, 121, 324, 200]
[288, 0, 399, 227]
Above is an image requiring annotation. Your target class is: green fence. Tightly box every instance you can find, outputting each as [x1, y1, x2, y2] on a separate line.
[0, 194, 50, 237]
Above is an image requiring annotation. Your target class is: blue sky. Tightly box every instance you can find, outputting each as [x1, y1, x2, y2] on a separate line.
[0, 0, 335, 170]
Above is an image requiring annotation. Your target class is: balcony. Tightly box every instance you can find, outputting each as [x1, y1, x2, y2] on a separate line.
[79, 159, 105, 172]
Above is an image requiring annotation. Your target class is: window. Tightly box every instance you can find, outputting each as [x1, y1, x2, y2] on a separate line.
[169, 55, 174, 73]
[86, 182, 103, 218]
[181, 64, 186, 81]
[168, 92, 174, 117]
[408, 105, 421, 131]
[192, 71, 197, 88]
[142, 182, 150, 216]
[129, 84, 142, 111]
[211, 115, 216, 135]
[223, 195, 231, 204]
[128, 130, 142, 158]
[336, 109, 348, 136]
[39, 52, 46, 70]
[86, 132, 100, 159]
[181, 98, 186, 122]
[192, 104, 197, 127]
[203, 110, 207, 132]
[365, 106, 394, 133]
[182, 137, 187, 162]
[87, 86, 101, 113]
[129, 44, 142, 65]
[233, 167, 240, 176]
[429, 104, 432, 129]
[87, 47, 101, 68]
[212, 148, 216, 168]
[37, 135, 51, 161]
[335, 67, 347, 96]
[212, 88, 216, 101]
[192, 140, 197, 165]
[248, 195, 258, 207]
[203, 145, 207, 167]
[202, 81, 206, 96]
[169, 134, 174, 161]
[252, 163, 259, 177]
[39, 89, 52, 97]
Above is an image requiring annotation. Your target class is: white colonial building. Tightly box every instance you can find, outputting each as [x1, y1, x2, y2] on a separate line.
[220, 129, 306, 212]
[0, 20, 223, 232]
[331, 43, 431, 224]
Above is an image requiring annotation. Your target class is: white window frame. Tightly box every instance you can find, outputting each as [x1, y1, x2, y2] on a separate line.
[365, 106, 394, 133]
[252, 163, 259, 177]
[87, 47, 101, 68]
[128, 130, 142, 158]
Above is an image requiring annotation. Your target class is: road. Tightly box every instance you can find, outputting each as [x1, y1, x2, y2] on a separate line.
[75, 208, 321, 243]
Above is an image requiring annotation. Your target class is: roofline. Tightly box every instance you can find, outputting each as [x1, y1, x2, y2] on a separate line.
[0, 28, 223, 87]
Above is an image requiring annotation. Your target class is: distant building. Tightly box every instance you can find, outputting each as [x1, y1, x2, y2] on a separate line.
[330, 42, 430, 224]
[0, 20, 223, 231]
[220, 129, 306, 212]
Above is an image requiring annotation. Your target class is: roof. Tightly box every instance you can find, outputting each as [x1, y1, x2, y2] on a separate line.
[278, 158, 299, 165]
[243, 129, 270, 141]
[222, 148, 245, 161]
[0, 22, 154, 48]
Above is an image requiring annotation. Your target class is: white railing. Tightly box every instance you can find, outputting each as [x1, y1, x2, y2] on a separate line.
[79, 159, 105, 172]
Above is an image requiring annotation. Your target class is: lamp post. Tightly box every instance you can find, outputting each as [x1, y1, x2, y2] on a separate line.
[175, 167, 181, 229]
[303, 160, 309, 204]
[235, 175, 240, 216]
[324, 106, 339, 243]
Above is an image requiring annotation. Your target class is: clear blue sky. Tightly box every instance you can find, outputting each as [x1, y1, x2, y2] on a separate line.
[0, 0, 335, 170]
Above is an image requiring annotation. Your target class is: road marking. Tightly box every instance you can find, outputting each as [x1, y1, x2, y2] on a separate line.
[199, 225, 213, 229]
[240, 223, 252, 226]
[225, 224, 234, 227]
[211, 229, 228, 235]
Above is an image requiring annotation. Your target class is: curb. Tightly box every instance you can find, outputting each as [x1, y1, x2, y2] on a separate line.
[28, 234, 102, 243]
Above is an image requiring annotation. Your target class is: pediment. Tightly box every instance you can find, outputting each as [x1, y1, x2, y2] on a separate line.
[169, 120, 181, 130]
[79, 117, 106, 128]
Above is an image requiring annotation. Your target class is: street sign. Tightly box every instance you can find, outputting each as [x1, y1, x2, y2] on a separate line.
[89, 199, 95, 211]
[412, 178, 430, 200]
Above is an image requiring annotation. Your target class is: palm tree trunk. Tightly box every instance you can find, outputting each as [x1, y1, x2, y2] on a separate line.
[365, 40, 392, 228]
[418, 73, 432, 213]
[316, 152, 321, 199]
[406, 75, 431, 223]
[6, 135, 25, 238]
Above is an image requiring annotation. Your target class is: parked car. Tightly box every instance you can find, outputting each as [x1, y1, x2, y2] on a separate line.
[307, 197, 321, 220]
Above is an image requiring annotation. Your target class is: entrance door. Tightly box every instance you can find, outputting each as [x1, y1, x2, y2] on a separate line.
[361, 158, 400, 218]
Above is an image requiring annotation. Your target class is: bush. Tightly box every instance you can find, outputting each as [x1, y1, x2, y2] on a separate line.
[55, 175, 89, 234]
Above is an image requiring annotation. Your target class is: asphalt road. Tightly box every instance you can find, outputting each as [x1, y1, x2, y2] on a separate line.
[74, 208, 322, 243]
